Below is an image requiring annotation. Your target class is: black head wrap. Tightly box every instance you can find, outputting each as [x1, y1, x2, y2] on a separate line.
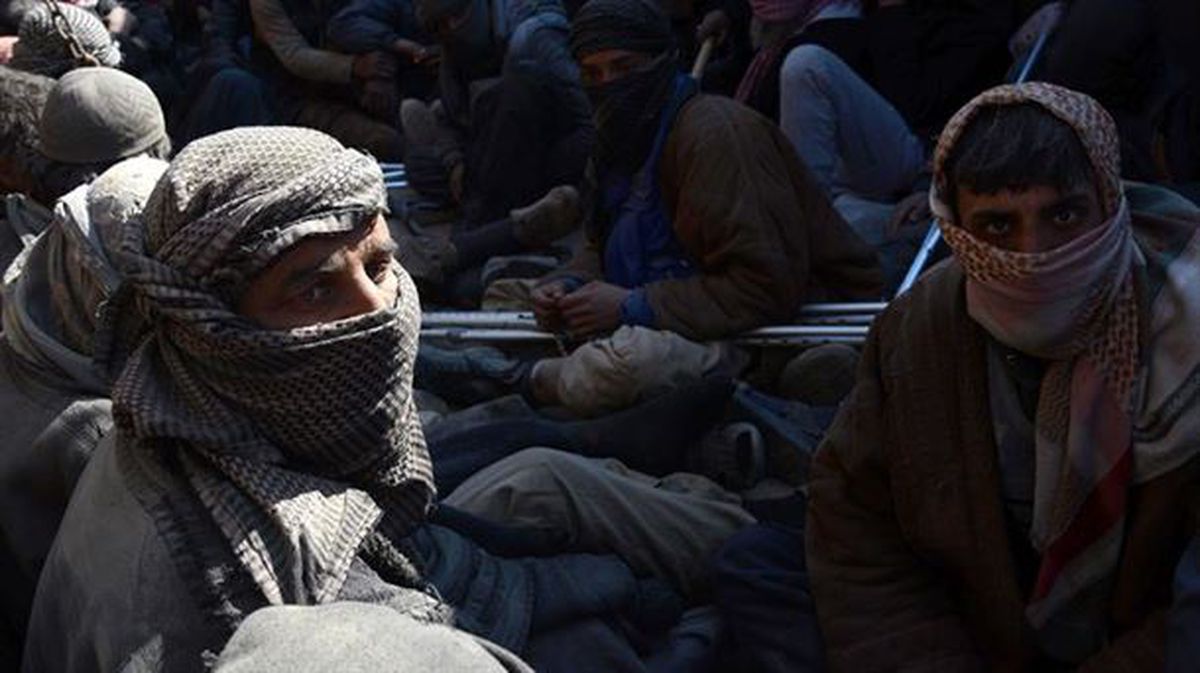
[569, 0, 674, 59]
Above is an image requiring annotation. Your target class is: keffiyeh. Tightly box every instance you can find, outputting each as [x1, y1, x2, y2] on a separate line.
[931, 82, 1200, 642]
[112, 127, 436, 606]
[9, 3, 121, 78]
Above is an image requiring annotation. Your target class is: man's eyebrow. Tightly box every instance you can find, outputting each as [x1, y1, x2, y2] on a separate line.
[363, 237, 400, 258]
[1041, 192, 1093, 215]
[967, 207, 1016, 224]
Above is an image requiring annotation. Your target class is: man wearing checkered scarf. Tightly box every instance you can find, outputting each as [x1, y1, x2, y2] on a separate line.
[22, 127, 670, 673]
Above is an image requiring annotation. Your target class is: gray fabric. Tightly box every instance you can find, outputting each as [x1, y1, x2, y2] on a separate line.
[214, 603, 533, 673]
[112, 126, 435, 607]
[2, 157, 165, 395]
[9, 4, 121, 78]
[0, 341, 110, 646]
[38, 67, 167, 165]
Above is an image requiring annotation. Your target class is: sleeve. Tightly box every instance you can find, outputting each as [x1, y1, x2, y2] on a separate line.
[1167, 537, 1200, 673]
[249, 0, 355, 84]
[806, 323, 984, 673]
[1077, 611, 1167, 673]
[643, 107, 810, 340]
[326, 0, 415, 55]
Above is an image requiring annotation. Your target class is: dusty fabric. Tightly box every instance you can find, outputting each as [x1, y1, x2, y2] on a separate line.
[112, 127, 435, 607]
[536, 326, 739, 417]
[806, 188, 1200, 671]
[215, 603, 533, 673]
[9, 4, 121, 77]
[445, 447, 754, 599]
[2, 157, 165, 394]
[37, 67, 167, 165]
[931, 83, 1200, 640]
[553, 95, 882, 340]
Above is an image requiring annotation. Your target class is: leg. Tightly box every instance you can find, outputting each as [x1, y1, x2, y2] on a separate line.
[712, 523, 824, 673]
[444, 448, 755, 599]
[524, 617, 646, 673]
[779, 45, 925, 201]
[293, 98, 405, 162]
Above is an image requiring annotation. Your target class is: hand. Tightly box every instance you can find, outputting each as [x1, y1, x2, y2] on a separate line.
[353, 51, 397, 80]
[0, 36, 17, 65]
[886, 190, 931, 241]
[558, 281, 630, 338]
[393, 38, 439, 65]
[532, 279, 569, 330]
[695, 9, 730, 46]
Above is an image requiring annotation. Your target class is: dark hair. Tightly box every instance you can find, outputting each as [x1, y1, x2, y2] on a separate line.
[942, 103, 1094, 217]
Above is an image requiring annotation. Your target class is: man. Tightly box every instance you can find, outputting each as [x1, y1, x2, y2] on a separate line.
[247, 0, 407, 159]
[404, 0, 593, 224]
[1, 66, 168, 311]
[0, 155, 166, 668]
[7, 2, 121, 77]
[807, 83, 1200, 670]
[526, 0, 879, 415]
[22, 127, 719, 673]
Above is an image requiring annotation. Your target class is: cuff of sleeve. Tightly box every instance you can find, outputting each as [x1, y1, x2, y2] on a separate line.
[620, 289, 656, 327]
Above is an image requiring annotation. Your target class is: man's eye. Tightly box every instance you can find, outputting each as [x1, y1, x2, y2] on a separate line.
[983, 220, 1011, 237]
[297, 282, 333, 306]
[1052, 207, 1080, 225]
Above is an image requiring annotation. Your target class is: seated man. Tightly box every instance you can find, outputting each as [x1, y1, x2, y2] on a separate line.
[2, 65, 168, 309]
[0, 155, 166, 661]
[22, 127, 739, 673]
[7, 2, 121, 78]
[808, 83, 1200, 670]
[404, 0, 593, 224]
[526, 0, 880, 415]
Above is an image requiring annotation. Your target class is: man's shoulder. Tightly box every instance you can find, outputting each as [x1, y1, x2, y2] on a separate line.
[26, 435, 213, 673]
[869, 259, 975, 374]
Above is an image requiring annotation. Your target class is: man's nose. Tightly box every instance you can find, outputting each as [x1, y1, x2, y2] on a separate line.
[344, 265, 390, 317]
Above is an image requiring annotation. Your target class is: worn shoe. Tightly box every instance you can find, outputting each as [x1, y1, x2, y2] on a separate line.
[510, 185, 581, 248]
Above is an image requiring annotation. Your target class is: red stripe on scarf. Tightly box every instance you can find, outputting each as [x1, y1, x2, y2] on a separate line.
[1031, 447, 1133, 601]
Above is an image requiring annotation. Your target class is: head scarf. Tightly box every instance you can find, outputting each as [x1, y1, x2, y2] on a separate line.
[569, 0, 674, 59]
[932, 82, 1200, 644]
[570, 0, 678, 175]
[1, 155, 166, 394]
[734, 0, 859, 103]
[112, 127, 435, 607]
[38, 67, 167, 165]
[9, 3, 121, 78]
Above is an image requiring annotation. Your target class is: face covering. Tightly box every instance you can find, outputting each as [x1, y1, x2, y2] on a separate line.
[587, 52, 677, 175]
[936, 197, 1134, 360]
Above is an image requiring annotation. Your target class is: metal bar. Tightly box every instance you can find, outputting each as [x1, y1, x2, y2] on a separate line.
[421, 327, 869, 347]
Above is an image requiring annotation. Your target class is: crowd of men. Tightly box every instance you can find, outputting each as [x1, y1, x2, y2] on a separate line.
[1, 0, 1199, 670]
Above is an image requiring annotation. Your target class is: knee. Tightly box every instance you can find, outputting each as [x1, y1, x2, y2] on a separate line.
[781, 44, 841, 90]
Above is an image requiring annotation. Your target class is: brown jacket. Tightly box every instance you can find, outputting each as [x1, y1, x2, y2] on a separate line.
[807, 220, 1200, 672]
[562, 95, 883, 341]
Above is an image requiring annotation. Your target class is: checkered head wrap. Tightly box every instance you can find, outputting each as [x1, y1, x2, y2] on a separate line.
[112, 126, 435, 605]
[9, 3, 121, 77]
